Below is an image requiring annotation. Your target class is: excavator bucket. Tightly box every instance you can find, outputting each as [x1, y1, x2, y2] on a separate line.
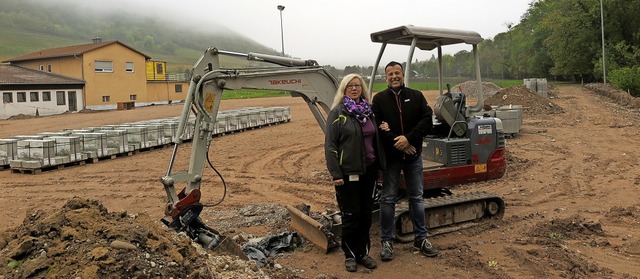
[211, 236, 248, 260]
[285, 204, 338, 253]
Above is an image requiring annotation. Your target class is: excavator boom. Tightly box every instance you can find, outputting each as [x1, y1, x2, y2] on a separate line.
[160, 48, 338, 257]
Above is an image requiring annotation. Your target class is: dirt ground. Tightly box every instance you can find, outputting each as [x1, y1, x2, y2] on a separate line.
[1, 84, 640, 278]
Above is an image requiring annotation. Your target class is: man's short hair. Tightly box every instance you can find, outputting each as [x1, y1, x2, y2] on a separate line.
[385, 61, 403, 71]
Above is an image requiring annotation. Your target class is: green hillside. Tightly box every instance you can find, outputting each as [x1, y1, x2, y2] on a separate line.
[0, 0, 280, 72]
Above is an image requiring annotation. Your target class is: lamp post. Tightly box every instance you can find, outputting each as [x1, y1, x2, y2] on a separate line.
[600, 0, 606, 84]
[277, 5, 285, 56]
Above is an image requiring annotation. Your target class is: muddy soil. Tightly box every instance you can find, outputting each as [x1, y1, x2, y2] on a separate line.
[1, 84, 639, 279]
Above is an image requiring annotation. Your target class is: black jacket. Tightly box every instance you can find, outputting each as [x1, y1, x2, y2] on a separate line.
[371, 85, 433, 160]
[324, 103, 386, 180]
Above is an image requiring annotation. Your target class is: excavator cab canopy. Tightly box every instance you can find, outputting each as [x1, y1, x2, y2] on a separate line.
[368, 25, 485, 115]
[370, 25, 484, 50]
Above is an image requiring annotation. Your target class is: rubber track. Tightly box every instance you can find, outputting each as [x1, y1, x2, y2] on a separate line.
[394, 191, 505, 241]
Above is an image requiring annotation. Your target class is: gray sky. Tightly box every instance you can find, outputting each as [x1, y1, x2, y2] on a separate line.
[58, 0, 534, 68]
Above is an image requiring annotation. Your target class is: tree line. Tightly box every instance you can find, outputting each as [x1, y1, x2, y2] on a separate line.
[330, 0, 639, 96]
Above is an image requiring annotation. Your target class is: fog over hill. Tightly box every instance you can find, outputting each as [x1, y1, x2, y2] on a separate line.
[0, 0, 280, 71]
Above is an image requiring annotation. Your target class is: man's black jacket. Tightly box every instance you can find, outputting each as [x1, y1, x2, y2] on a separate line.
[371, 85, 433, 160]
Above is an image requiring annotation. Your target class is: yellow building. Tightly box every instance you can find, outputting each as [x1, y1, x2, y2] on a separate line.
[3, 40, 187, 110]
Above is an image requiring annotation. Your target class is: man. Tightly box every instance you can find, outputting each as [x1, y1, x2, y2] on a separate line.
[371, 61, 439, 260]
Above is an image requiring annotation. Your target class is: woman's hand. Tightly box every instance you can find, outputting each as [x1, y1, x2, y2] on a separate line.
[333, 179, 344, 186]
[379, 121, 390, 131]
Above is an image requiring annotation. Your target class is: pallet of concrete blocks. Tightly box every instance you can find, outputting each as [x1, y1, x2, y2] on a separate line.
[117, 126, 147, 150]
[96, 129, 130, 155]
[45, 136, 87, 164]
[144, 120, 177, 144]
[496, 105, 523, 137]
[274, 107, 291, 122]
[0, 139, 18, 167]
[264, 107, 278, 124]
[131, 124, 162, 148]
[142, 123, 169, 146]
[238, 108, 261, 127]
[235, 111, 250, 130]
[225, 113, 240, 132]
[73, 132, 108, 159]
[10, 139, 56, 169]
[214, 114, 228, 135]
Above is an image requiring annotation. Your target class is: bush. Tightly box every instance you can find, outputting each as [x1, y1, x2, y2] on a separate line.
[608, 67, 640, 97]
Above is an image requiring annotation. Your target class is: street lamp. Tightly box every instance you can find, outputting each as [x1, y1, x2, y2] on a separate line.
[599, 0, 606, 84]
[277, 5, 285, 56]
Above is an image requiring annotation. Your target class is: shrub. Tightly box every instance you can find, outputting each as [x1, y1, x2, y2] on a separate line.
[608, 67, 640, 97]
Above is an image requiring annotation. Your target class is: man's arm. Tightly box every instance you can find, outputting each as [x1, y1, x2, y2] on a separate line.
[405, 92, 433, 146]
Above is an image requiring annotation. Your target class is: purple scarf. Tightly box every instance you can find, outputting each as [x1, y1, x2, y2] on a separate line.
[343, 95, 372, 124]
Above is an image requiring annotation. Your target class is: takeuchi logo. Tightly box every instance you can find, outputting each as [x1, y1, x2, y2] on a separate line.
[269, 79, 301, 85]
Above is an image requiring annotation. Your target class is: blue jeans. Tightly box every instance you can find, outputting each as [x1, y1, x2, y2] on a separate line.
[379, 156, 426, 242]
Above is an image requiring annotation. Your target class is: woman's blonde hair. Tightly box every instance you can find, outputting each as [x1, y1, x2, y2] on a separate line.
[330, 74, 371, 109]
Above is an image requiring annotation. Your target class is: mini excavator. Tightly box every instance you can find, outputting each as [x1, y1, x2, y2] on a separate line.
[160, 25, 506, 257]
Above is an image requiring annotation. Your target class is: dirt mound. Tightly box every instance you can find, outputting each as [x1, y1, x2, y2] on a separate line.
[6, 113, 37, 120]
[485, 85, 565, 116]
[451, 80, 502, 99]
[0, 198, 271, 279]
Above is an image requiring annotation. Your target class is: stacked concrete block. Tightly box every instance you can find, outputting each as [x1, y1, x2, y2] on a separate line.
[131, 125, 161, 148]
[237, 113, 250, 130]
[46, 136, 85, 164]
[119, 126, 147, 150]
[496, 105, 523, 136]
[97, 130, 129, 154]
[274, 107, 290, 122]
[12, 139, 56, 168]
[225, 113, 240, 132]
[265, 108, 277, 124]
[73, 132, 108, 158]
[0, 139, 18, 166]
[215, 117, 228, 135]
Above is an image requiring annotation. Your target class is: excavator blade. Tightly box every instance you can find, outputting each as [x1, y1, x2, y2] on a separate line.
[285, 204, 336, 254]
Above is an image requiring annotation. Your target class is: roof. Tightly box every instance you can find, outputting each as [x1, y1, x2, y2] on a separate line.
[0, 64, 85, 85]
[370, 25, 484, 50]
[2, 41, 151, 63]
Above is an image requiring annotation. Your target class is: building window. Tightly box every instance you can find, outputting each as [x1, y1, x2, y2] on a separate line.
[39, 65, 44, 71]
[175, 84, 183, 93]
[30, 92, 39, 102]
[126, 62, 134, 73]
[2, 92, 12, 103]
[102, 96, 110, 102]
[42, 91, 51, 101]
[94, 61, 113, 72]
[129, 94, 137, 100]
[17, 92, 26, 102]
[47, 64, 52, 72]
[56, 91, 66, 105]
[156, 63, 164, 74]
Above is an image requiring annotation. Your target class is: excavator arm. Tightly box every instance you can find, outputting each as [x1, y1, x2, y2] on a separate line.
[160, 47, 338, 257]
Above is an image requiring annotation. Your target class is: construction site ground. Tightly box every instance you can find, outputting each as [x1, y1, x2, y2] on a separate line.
[1, 84, 639, 278]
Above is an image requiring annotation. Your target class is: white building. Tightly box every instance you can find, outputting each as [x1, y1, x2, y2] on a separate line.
[0, 64, 85, 120]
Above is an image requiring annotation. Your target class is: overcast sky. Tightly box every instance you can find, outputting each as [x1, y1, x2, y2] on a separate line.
[55, 0, 534, 68]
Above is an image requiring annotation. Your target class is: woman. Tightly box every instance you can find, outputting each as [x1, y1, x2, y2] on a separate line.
[324, 74, 385, 272]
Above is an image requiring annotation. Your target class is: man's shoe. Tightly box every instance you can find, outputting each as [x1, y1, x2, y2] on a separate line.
[345, 258, 357, 272]
[358, 255, 377, 269]
[414, 239, 439, 257]
[380, 241, 394, 261]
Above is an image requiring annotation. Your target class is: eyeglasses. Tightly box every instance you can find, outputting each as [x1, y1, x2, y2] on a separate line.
[346, 84, 362, 89]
